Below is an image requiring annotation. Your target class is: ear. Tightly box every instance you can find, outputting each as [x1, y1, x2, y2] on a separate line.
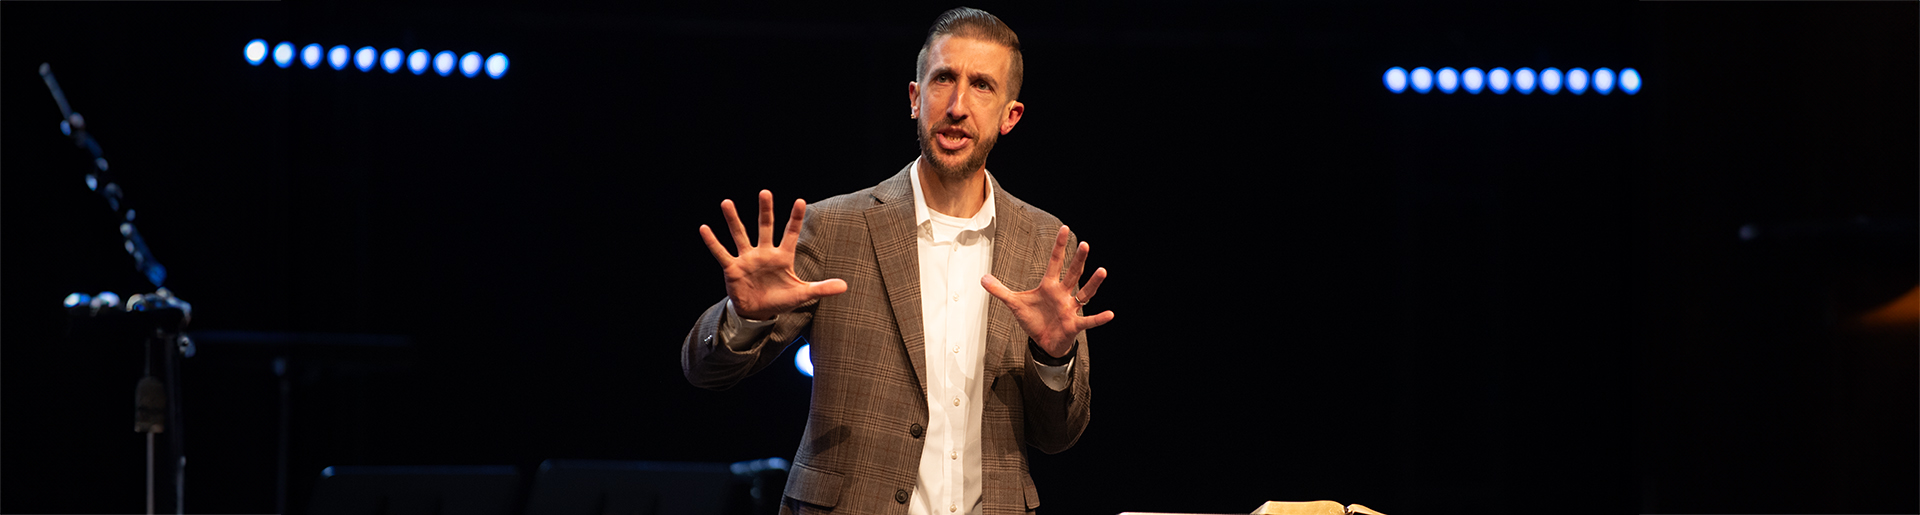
[999, 100, 1024, 135]
[908, 81, 921, 118]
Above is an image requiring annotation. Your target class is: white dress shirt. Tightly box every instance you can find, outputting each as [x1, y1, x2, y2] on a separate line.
[715, 160, 1073, 515]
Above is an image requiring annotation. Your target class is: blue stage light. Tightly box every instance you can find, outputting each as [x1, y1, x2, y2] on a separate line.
[273, 42, 295, 68]
[1621, 68, 1642, 95]
[795, 343, 815, 377]
[1514, 68, 1536, 94]
[1410, 67, 1432, 94]
[245, 41, 516, 81]
[1488, 67, 1510, 94]
[381, 48, 403, 73]
[64, 292, 89, 308]
[485, 53, 510, 79]
[355, 46, 377, 72]
[1436, 67, 1458, 94]
[1383, 67, 1408, 94]
[1567, 68, 1588, 95]
[1593, 68, 1615, 95]
[408, 50, 430, 75]
[434, 51, 456, 76]
[244, 39, 268, 66]
[1540, 67, 1562, 95]
[302, 44, 323, 69]
[460, 52, 483, 78]
[1462, 67, 1484, 94]
[329, 45, 350, 70]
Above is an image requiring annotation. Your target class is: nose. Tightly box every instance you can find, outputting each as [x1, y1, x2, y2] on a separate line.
[943, 84, 971, 122]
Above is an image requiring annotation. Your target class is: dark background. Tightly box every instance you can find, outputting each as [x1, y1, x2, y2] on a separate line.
[3, 1, 1914, 514]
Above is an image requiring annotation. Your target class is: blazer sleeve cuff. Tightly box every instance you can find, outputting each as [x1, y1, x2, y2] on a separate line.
[1028, 340, 1075, 392]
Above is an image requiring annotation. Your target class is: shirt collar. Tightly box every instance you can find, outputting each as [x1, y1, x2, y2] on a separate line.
[908, 158, 996, 233]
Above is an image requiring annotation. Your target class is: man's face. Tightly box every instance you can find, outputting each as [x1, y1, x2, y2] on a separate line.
[911, 35, 1024, 181]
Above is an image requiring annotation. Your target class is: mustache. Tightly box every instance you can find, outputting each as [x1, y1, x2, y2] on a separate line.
[926, 120, 972, 138]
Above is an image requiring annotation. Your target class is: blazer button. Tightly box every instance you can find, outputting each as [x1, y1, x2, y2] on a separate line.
[909, 423, 924, 438]
[895, 489, 910, 504]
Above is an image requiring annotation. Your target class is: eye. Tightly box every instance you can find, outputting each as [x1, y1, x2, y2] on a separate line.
[934, 73, 954, 84]
[973, 80, 993, 92]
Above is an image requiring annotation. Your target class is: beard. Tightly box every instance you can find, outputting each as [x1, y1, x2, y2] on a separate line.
[916, 117, 997, 182]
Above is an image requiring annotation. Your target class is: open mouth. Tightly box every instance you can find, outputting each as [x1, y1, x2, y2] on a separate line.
[934, 127, 971, 151]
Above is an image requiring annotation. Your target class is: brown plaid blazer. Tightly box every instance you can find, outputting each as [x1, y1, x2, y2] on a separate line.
[683, 164, 1093, 515]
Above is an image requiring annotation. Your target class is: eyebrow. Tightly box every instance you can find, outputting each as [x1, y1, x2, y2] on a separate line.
[931, 66, 1000, 90]
[966, 71, 998, 90]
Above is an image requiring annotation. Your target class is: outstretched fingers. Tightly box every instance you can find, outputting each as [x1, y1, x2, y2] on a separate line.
[781, 198, 807, 248]
[1044, 225, 1070, 285]
[1076, 267, 1107, 304]
[807, 278, 849, 298]
[1065, 241, 1090, 286]
[1078, 310, 1116, 331]
[698, 224, 734, 265]
[981, 274, 1017, 304]
[756, 190, 776, 248]
[720, 199, 751, 250]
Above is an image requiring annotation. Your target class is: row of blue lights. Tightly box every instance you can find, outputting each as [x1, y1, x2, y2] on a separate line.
[245, 39, 509, 79]
[1384, 66, 1640, 95]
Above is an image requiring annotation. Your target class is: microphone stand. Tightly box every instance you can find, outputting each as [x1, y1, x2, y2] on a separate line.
[43, 63, 195, 515]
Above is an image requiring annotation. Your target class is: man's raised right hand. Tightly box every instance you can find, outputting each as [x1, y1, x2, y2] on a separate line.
[699, 190, 848, 320]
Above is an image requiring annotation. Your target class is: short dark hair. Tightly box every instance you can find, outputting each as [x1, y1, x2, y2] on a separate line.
[915, 7, 1024, 101]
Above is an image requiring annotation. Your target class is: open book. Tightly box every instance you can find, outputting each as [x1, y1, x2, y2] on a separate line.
[1250, 501, 1386, 515]
[1119, 500, 1388, 515]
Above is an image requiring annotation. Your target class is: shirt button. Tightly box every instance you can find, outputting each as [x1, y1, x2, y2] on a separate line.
[952, 397, 960, 406]
[951, 293, 959, 302]
[950, 504, 957, 513]
[952, 347, 959, 354]
[950, 451, 957, 460]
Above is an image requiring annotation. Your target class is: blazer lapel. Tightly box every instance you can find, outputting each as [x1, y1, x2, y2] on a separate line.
[866, 165, 930, 398]
[984, 173, 1033, 383]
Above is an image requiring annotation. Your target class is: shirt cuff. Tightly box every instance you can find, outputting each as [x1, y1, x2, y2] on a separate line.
[718, 298, 777, 351]
[1033, 355, 1074, 391]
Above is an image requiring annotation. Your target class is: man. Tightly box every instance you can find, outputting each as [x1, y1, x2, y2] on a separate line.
[683, 7, 1113, 515]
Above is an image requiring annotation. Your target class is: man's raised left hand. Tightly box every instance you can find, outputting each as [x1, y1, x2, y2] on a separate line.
[981, 225, 1114, 358]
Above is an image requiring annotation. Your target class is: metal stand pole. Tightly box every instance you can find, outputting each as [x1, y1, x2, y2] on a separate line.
[275, 356, 291, 515]
[146, 432, 154, 515]
[165, 336, 185, 515]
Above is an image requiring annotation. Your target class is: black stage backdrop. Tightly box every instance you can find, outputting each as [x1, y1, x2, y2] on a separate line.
[3, 2, 1914, 514]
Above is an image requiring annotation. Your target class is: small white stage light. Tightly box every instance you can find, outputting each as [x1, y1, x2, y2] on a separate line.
[434, 51, 456, 76]
[302, 44, 324, 69]
[408, 50, 430, 75]
[1383, 67, 1408, 93]
[355, 46, 378, 72]
[381, 48, 404, 73]
[244, 39, 268, 65]
[329, 45, 351, 70]
[1593, 68, 1615, 95]
[1410, 67, 1433, 94]
[1514, 68, 1537, 94]
[485, 53, 510, 79]
[460, 52, 483, 78]
[272, 41, 294, 68]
